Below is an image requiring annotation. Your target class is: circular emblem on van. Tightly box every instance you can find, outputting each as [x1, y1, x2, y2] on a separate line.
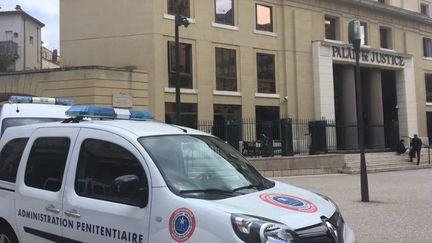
[260, 193, 318, 213]
[169, 208, 196, 242]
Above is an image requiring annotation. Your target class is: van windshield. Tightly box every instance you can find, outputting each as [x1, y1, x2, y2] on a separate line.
[1, 118, 64, 135]
[139, 135, 274, 199]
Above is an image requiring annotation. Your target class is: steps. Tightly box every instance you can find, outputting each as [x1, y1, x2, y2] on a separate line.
[341, 150, 432, 174]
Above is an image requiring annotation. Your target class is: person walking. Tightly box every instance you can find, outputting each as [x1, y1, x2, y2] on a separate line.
[409, 134, 422, 165]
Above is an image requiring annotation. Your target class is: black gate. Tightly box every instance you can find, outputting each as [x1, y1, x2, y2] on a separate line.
[213, 116, 242, 150]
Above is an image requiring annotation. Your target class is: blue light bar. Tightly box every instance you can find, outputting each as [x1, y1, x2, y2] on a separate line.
[8, 96, 32, 103]
[66, 106, 116, 119]
[9, 96, 74, 105]
[130, 110, 154, 120]
[65, 105, 154, 121]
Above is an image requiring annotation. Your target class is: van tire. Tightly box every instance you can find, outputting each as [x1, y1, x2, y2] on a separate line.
[0, 222, 19, 243]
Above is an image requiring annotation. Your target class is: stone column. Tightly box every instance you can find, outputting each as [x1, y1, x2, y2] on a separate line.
[340, 66, 358, 149]
[312, 42, 335, 120]
[363, 69, 385, 148]
[396, 58, 418, 138]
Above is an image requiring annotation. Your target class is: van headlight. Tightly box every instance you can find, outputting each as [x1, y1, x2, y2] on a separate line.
[231, 214, 299, 243]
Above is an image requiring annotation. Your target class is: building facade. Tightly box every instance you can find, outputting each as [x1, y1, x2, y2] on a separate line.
[42, 47, 60, 69]
[60, 0, 432, 148]
[0, 5, 44, 71]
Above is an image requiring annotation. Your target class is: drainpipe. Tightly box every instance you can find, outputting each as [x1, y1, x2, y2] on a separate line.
[23, 15, 26, 70]
[38, 28, 42, 69]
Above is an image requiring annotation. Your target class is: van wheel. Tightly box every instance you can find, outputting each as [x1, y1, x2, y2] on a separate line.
[0, 224, 18, 243]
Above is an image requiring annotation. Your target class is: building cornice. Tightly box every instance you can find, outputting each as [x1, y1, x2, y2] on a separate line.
[0, 65, 148, 76]
[335, 0, 432, 24]
[0, 10, 45, 27]
[316, 40, 413, 58]
[284, 0, 432, 25]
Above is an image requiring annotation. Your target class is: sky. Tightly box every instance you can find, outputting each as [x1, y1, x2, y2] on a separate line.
[0, 0, 59, 51]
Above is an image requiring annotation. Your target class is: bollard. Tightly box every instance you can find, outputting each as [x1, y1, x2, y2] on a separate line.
[280, 118, 294, 156]
[308, 120, 328, 155]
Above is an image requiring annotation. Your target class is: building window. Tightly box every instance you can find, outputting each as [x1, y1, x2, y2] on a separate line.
[167, 0, 190, 17]
[380, 27, 391, 49]
[324, 16, 339, 40]
[421, 3, 429, 16]
[424, 38, 432, 57]
[257, 53, 275, 94]
[256, 4, 273, 32]
[29, 36, 34, 45]
[256, 106, 280, 140]
[360, 22, 368, 45]
[167, 41, 193, 89]
[5, 31, 13, 41]
[378, 0, 386, 3]
[215, 0, 234, 25]
[214, 104, 241, 123]
[426, 74, 432, 103]
[165, 102, 197, 128]
[216, 47, 237, 91]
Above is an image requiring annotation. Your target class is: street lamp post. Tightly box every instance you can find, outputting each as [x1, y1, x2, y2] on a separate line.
[349, 20, 370, 202]
[174, 15, 189, 125]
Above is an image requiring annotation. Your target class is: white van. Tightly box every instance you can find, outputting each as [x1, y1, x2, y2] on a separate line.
[0, 105, 355, 243]
[0, 96, 73, 136]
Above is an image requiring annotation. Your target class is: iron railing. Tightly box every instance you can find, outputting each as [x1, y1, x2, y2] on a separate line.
[198, 118, 399, 157]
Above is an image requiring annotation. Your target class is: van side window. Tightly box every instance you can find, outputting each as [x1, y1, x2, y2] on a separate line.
[75, 139, 148, 207]
[0, 138, 29, 183]
[24, 137, 70, 192]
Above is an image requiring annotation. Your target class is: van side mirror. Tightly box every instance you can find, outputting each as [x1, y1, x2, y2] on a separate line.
[112, 175, 148, 208]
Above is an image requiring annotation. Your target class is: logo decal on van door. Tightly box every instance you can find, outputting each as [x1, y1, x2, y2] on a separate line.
[169, 208, 196, 242]
[260, 193, 318, 213]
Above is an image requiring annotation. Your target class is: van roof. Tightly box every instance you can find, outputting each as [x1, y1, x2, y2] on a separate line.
[3, 119, 209, 138]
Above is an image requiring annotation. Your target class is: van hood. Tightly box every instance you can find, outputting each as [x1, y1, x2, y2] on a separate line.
[193, 181, 336, 230]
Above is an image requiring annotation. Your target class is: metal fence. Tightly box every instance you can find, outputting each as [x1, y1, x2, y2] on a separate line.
[198, 118, 399, 157]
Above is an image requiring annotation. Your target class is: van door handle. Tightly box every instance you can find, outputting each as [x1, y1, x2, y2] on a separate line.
[45, 204, 60, 214]
[64, 209, 81, 218]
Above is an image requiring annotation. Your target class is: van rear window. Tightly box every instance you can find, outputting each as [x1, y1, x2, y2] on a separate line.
[0, 138, 29, 183]
[1, 118, 64, 135]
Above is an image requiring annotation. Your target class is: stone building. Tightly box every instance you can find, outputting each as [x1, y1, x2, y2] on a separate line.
[42, 47, 60, 69]
[0, 5, 44, 71]
[58, 0, 432, 148]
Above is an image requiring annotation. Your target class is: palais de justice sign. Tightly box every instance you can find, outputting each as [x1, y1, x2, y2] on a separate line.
[331, 46, 405, 67]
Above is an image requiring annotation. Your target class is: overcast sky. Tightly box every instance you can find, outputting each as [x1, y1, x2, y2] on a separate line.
[0, 0, 59, 51]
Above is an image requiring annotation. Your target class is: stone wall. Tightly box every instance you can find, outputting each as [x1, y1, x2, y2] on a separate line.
[0, 66, 149, 110]
[250, 154, 345, 177]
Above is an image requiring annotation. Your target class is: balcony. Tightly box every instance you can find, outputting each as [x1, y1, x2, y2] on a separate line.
[0, 41, 19, 60]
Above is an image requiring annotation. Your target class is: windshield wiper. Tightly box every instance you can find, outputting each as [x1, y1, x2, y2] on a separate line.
[232, 184, 264, 192]
[179, 188, 239, 195]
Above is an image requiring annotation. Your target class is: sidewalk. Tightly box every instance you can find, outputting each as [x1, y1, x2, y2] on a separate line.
[276, 169, 432, 242]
